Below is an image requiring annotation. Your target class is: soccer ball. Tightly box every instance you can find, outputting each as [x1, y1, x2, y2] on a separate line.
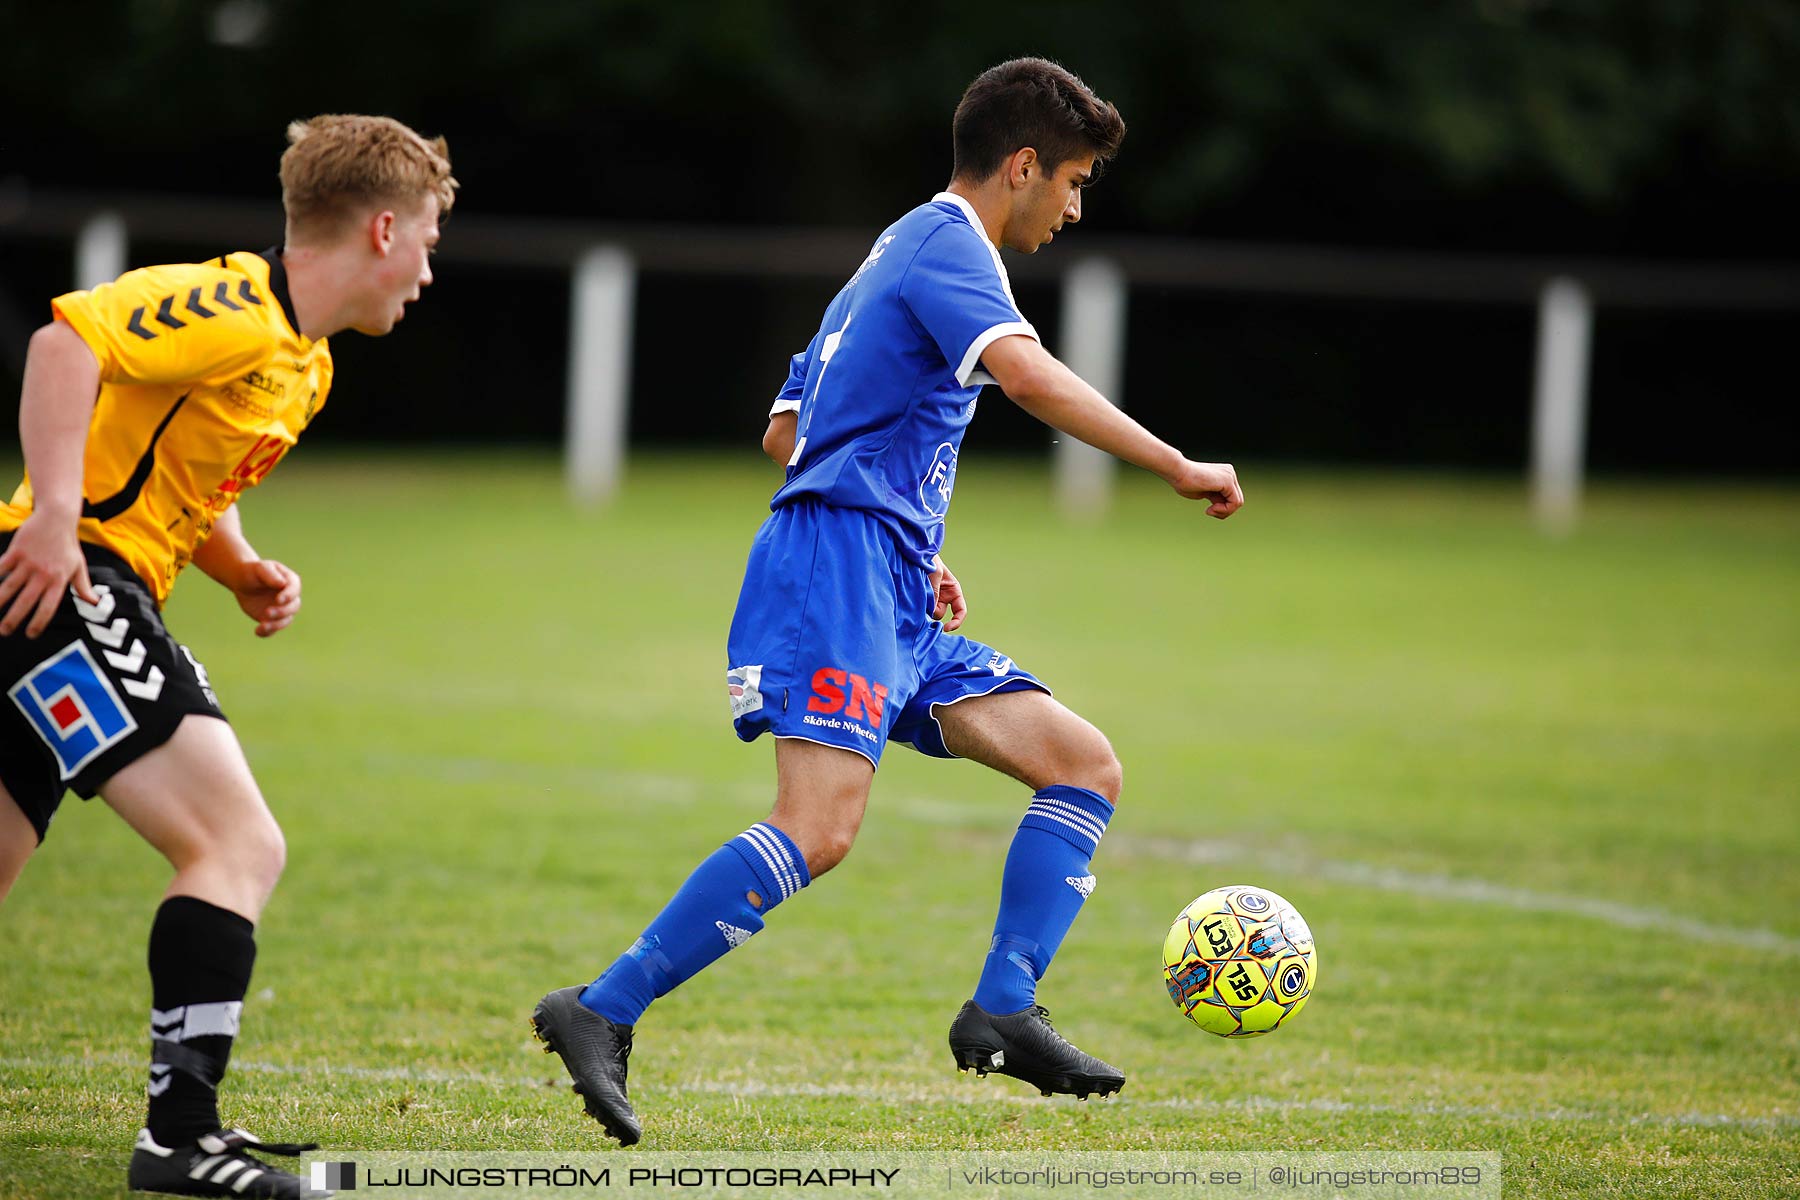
[1162, 885, 1317, 1038]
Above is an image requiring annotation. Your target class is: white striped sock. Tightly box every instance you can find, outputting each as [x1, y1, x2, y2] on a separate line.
[754, 823, 802, 896]
[739, 824, 800, 900]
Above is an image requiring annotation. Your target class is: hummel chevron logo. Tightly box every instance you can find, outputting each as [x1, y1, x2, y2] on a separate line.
[1065, 874, 1096, 898]
[70, 583, 165, 701]
[716, 921, 754, 949]
[121, 666, 165, 702]
[184, 286, 217, 319]
[88, 616, 129, 649]
[154, 295, 187, 331]
[123, 279, 260, 340]
[72, 585, 116, 624]
[104, 639, 146, 674]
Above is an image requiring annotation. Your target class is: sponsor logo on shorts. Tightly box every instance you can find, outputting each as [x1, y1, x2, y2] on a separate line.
[801, 713, 879, 745]
[8, 641, 139, 779]
[727, 664, 764, 718]
[807, 668, 888, 728]
[986, 654, 1013, 676]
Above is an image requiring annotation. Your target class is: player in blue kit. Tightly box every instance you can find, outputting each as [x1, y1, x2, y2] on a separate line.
[534, 58, 1243, 1144]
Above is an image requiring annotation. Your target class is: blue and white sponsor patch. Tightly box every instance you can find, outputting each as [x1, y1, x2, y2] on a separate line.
[727, 664, 764, 718]
[8, 640, 139, 779]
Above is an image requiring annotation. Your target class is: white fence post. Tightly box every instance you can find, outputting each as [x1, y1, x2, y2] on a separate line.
[75, 212, 127, 289]
[1530, 276, 1594, 535]
[1055, 256, 1128, 519]
[565, 245, 636, 505]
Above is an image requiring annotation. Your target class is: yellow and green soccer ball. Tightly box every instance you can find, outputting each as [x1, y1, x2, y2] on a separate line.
[1162, 885, 1317, 1037]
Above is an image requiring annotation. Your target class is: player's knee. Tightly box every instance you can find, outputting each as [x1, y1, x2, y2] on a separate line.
[1065, 731, 1123, 806]
[254, 819, 288, 889]
[0, 844, 33, 906]
[222, 812, 286, 894]
[1086, 748, 1124, 806]
[797, 824, 858, 877]
[0, 798, 38, 905]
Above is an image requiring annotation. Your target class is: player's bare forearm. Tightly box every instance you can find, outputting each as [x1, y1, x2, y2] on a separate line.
[763, 411, 798, 466]
[983, 334, 1244, 518]
[193, 505, 302, 637]
[192, 505, 259, 587]
[17, 321, 102, 521]
[984, 334, 1178, 475]
[0, 322, 103, 634]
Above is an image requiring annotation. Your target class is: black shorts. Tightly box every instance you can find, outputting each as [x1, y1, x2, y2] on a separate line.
[0, 534, 226, 843]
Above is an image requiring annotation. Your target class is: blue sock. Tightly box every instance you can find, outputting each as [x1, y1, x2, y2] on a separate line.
[580, 822, 810, 1025]
[972, 785, 1114, 1015]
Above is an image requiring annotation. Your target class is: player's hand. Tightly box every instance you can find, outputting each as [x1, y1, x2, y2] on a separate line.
[0, 512, 97, 638]
[229, 558, 302, 637]
[1165, 460, 1244, 519]
[929, 556, 968, 632]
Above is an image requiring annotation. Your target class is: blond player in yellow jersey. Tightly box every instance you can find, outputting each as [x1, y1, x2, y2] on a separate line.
[0, 115, 454, 1199]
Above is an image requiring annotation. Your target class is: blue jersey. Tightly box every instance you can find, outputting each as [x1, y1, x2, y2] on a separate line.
[769, 192, 1038, 570]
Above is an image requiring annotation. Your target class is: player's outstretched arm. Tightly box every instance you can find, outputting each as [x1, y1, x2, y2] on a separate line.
[193, 505, 303, 638]
[0, 321, 103, 637]
[983, 334, 1243, 518]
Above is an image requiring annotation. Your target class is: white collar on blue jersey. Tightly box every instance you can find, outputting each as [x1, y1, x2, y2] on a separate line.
[929, 190, 1022, 311]
[932, 191, 996, 247]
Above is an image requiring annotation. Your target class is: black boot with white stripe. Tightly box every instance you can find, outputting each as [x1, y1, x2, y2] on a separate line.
[948, 1000, 1126, 1100]
[128, 1127, 321, 1197]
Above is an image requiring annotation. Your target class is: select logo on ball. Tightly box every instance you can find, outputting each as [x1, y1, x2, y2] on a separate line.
[1163, 884, 1317, 1038]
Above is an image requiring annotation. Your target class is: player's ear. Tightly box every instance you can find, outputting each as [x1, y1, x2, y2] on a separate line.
[369, 209, 397, 256]
[1007, 147, 1037, 190]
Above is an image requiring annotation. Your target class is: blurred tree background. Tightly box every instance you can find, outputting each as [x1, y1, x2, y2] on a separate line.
[2, 0, 1795, 471]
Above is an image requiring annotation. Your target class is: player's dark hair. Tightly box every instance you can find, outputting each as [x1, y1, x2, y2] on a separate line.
[950, 58, 1125, 184]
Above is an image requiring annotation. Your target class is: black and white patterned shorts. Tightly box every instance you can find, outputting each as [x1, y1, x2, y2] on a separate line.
[0, 533, 226, 843]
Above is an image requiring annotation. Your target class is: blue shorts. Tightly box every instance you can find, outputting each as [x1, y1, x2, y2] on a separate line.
[725, 500, 1049, 767]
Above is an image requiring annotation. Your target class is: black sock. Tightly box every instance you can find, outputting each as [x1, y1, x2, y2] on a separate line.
[145, 896, 257, 1145]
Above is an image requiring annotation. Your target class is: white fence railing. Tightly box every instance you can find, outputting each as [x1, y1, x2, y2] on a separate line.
[7, 189, 1797, 532]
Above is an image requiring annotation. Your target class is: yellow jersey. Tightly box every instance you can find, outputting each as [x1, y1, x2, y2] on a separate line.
[1, 250, 332, 604]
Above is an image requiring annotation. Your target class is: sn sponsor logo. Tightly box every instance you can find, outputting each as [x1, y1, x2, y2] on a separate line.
[807, 668, 888, 729]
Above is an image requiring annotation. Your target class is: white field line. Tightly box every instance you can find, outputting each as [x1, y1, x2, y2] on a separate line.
[1108, 831, 1800, 958]
[2, 1053, 1792, 1132]
[288, 751, 1800, 958]
[889, 800, 1800, 958]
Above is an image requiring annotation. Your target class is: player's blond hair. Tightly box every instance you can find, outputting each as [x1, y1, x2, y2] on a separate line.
[280, 114, 457, 244]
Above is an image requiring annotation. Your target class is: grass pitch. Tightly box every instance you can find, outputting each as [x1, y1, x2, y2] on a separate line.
[1, 453, 1796, 1198]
